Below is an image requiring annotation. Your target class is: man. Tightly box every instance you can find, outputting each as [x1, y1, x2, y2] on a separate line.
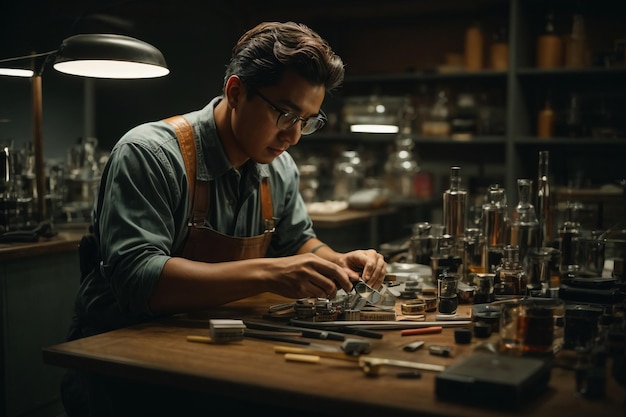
[62, 21, 387, 416]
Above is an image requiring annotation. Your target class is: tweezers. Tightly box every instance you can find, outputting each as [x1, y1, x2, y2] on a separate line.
[243, 329, 311, 345]
[244, 321, 345, 341]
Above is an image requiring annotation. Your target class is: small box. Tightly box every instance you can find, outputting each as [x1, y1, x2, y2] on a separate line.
[209, 319, 246, 343]
[435, 353, 551, 410]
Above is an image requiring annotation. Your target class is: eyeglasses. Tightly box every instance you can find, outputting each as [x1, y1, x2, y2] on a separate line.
[255, 90, 327, 135]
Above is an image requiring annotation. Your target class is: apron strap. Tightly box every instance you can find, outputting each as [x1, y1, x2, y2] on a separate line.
[163, 116, 196, 212]
[164, 115, 274, 232]
[260, 177, 274, 232]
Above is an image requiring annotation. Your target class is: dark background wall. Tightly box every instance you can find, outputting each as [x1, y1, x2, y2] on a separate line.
[0, 0, 507, 159]
[1, 1, 266, 159]
[1, 0, 625, 204]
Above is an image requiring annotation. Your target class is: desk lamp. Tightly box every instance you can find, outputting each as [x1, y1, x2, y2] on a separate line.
[0, 33, 169, 223]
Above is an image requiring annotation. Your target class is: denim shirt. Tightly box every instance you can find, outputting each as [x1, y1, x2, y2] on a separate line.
[75, 96, 315, 329]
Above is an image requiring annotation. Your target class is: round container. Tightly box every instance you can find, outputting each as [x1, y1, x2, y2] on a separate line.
[499, 297, 565, 355]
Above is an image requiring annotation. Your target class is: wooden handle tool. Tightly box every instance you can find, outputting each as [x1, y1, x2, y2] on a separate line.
[274, 346, 359, 362]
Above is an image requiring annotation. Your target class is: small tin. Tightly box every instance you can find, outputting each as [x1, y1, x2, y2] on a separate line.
[401, 300, 426, 315]
[209, 319, 246, 343]
[421, 296, 438, 312]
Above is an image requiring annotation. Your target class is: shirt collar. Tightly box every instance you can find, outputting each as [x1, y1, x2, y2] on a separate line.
[193, 96, 270, 182]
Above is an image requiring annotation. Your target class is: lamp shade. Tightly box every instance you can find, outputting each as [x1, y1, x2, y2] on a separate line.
[52, 34, 169, 79]
[0, 68, 34, 77]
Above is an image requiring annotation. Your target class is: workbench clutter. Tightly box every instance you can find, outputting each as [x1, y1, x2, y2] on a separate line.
[390, 156, 626, 352]
[181, 233, 625, 412]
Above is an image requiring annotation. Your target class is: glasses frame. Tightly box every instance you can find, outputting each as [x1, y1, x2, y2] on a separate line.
[255, 90, 326, 135]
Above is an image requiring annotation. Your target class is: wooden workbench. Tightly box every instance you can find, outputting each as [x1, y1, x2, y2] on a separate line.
[42, 293, 625, 417]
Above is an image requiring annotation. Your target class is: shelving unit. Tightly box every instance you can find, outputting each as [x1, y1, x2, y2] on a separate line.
[303, 0, 625, 221]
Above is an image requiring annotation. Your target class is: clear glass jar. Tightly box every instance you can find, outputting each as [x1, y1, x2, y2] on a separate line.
[494, 244, 527, 298]
[509, 179, 540, 264]
[384, 137, 419, 199]
[332, 150, 364, 201]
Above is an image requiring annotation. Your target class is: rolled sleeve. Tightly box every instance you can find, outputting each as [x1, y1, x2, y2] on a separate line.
[98, 129, 189, 316]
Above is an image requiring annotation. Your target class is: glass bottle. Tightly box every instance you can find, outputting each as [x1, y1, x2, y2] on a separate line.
[384, 137, 419, 200]
[481, 184, 508, 248]
[332, 150, 364, 201]
[429, 226, 461, 285]
[489, 26, 508, 70]
[536, 151, 554, 247]
[494, 245, 527, 299]
[481, 184, 508, 272]
[564, 13, 587, 68]
[462, 227, 486, 284]
[562, 93, 583, 137]
[443, 166, 468, 239]
[509, 179, 540, 265]
[465, 22, 484, 71]
[525, 247, 553, 297]
[450, 92, 478, 140]
[537, 10, 563, 68]
[537, 93, 555, 138]
[557, 202, 582, 270]
[421, 90, 450, 137]
[409, 221, 432, 265]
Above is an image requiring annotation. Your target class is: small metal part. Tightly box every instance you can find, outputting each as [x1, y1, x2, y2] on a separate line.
[435, 313, 463, 321]
[209, 319, 246, 343]
[403, 340, 425, 352]
[341, 338, 372, 356]
[359, 357, 446, 376]
[429, 345, 453, 357]
[342, 309, 361, 321]
[353, 279, 384, 304]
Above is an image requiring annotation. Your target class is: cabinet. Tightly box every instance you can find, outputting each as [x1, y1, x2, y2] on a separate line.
[0, 231, 83, 417]
[302, 0, 625, 226]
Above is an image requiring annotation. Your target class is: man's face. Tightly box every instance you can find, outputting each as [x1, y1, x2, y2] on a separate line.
[230, 71, 326, 165]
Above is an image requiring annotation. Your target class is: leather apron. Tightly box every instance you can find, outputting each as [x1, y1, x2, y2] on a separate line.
[165, 116, 275, 263]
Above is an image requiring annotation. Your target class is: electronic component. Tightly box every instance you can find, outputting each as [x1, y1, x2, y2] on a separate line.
[341, 338, 372, 356]
[403, 340, 425, 352]
[428, 345, 452, 357]
[454, 328, 472, 344]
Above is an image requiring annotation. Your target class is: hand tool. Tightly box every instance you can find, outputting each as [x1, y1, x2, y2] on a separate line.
[400, 326, 443, 336]
[359, 357, 445, 376]
[274, 345, 360, 362]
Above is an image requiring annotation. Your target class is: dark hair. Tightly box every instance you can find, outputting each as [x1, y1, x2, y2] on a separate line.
[224, 21, 344, 96]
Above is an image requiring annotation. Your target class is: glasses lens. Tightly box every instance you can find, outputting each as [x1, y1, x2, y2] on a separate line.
[277, 113, 298, 130]
[301, 117, 325, 135]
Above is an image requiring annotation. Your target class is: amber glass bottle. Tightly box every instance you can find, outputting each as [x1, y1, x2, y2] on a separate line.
[537, 11, 563, 68]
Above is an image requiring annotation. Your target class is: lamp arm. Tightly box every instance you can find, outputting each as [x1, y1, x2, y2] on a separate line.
[31, 74, 47, 222]
[0, 50, 57, 64]
[0, 50, 58, 77]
